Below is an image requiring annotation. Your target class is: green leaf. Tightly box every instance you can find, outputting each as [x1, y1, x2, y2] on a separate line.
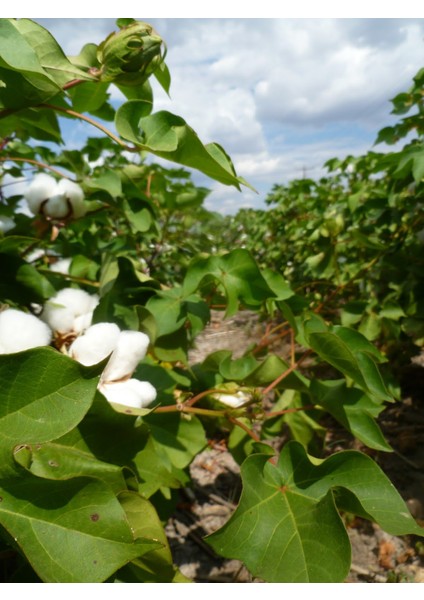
[68, 82, 110, 114]
[115, 104, 252, 189]
[184, 249, 275, 316]
[85, 168, 122, 197]
[13, 442, 131, 494]
[13, 19, 96, 86]
[207, 442, 424, 582]
[311, 380, 392, 451]
[0, 477, 159, 582]
[0, 348, 101, 477]
[305, 323, 392, 403]
[116, 491, 185, 582]
[146, 412, 207, 470]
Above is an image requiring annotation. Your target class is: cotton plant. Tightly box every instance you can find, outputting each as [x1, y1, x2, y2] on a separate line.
[69, 322, 157, 409]
[24, 173, 86, 220]
[41, 288, 99, 335]
[0, 308, 52, 354]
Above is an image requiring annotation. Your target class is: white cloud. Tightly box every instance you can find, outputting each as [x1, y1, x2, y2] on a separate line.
[29, 18, 424, 214]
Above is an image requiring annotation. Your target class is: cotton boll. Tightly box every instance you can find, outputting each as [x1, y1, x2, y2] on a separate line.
[0, 215, 16, 234]
[0, 309, 52, 353]
[24, 173, 58, 215]
[50, 258, 72, 274]
[98, 379, 157, 409]
[43, 194, 69, 219]
[69, 322, 121, 366]
[73, 312, 95, 335]
[53, 288, 99, 316]
[101, 330, 150, 382]
[213, 391, 250, 408]
[57, 179, 86, 218]
[42, 288, 99, 334]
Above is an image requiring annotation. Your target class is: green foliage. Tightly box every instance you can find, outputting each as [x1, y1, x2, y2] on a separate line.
[0, 18, 423, 583]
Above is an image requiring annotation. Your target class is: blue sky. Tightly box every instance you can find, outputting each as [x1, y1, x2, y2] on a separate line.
[30, 17, 424, 213]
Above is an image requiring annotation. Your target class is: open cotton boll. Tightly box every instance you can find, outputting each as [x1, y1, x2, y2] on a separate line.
[42, 288, 99, 334]
[0, 309, 52, 354]
[69, 322, 121, 366]
[101, 330, 150, 382]
[43, 194, 70, 219]
[98, 379, 157, 409]
[50, 258, 72, 275]
[0, 215, 16, 234]
[213, 391, 250, 408]
[24, 173, 58, 215]
[57, 179, 86, 218]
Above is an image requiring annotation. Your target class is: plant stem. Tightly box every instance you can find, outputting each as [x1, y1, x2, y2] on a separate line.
[227, 416, 261, 443]
[0, 157, 71, 180]
[262, 349, 312, 396]
[265, 404, 315, 419]
[40, 103, 138, 152]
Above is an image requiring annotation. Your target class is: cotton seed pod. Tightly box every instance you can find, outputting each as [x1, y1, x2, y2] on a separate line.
[0, 309, 52, 354]
[101, 330, 150, 383]
[57, 179, 86, 218]
[24, 173, 58, 215]
[98, 378, 157, 409]
[24, 174, 86, 220]
[0, 215, 16, 234]
[213, 391, 251, 408]
[42, 288, 99, 334]
[97, 21, 164, 86]
[69, 322, 121, 366]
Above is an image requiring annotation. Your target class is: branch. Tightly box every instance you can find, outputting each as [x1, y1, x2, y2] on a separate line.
[0, 156, 71, 180]
[40, 103, 138, 152]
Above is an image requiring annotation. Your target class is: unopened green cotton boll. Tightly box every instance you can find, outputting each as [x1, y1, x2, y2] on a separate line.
[98, 378, 157, 409]
[97, 21, 164, 86]
[0, 309, 52, 353]
[69, 322, 121, 366]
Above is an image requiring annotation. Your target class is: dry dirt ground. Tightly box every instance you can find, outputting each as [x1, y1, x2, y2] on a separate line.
[165, 311, 424, 583]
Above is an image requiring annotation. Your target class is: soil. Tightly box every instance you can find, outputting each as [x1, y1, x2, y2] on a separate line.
[165, 311, 424, 583]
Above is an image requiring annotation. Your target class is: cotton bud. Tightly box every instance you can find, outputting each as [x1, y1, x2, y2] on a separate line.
[98, 378, 157, 409]
[42, 288, 99, 334]
[69, 322, 121, 365]
[0, 309, 52, 354]
[101, 330, 150, 382]
[213, 391, 251, 408]
[0, 215, 16, 234]
[97, 20, 164, 86]
[24, 174, 86, 220]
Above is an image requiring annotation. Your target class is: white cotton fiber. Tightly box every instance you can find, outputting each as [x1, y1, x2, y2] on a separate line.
[0, 309, 52, 353]
[42, 288, 99, 334]
[57, 179, 86, 217]
[213, 391, 250, 408]
[69, 322, 121, 366]
[24, 173, 58, 215]
[101, 330, 150, 382]
[98, 379, 157, 409]
[43, 195, 69, 219]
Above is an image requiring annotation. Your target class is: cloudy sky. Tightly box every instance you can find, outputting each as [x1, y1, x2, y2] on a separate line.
[34, 17, 424, 213]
